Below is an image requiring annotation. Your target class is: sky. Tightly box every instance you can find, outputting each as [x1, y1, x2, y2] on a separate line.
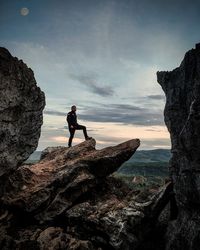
[1, 0, 200, 151]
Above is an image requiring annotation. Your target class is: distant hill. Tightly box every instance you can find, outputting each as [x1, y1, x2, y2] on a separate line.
[126, 149, 171, 163]
[117, 161, 169, 177]
[118, 149, 171, 177]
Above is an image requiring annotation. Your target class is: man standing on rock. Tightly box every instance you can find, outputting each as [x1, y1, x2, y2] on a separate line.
[66, 105, 92, 147]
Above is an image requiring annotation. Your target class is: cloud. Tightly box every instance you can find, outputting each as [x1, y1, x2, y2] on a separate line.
[145, 128, 162, 132]
[69, 72, 114, 97]
[140, 138, 171, 149]
[147, 94, 165, 100]
[43, 102, 164, 126]
[120, 94, 165, 109]
[43, 109, 66, 116]
[78, 103, 164, 126]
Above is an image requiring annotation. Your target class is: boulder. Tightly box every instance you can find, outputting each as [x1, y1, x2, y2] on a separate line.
[0, 47, 45, 178]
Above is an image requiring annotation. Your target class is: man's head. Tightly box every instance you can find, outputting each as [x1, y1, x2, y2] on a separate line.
[71, 105, 76, 112]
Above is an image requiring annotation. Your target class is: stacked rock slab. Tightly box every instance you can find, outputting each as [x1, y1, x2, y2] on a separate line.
[0, 47, 45, 179]
[157, 43, 200, 250]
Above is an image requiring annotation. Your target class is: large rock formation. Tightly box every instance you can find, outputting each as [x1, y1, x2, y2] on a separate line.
[1, 138, 140, 223]
[157, 43, 200, 250]
[0, 47, 45, 178]
[0, 138, 170, 249]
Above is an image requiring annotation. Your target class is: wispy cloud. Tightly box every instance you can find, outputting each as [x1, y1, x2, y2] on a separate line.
[147, 94, 165, 100]
[44, 109, 66, 116]
[141, 138, 171, 149]
[79, 104, 164, 126]
[69, 72, 114, 97]
[43, 102, 164, 126]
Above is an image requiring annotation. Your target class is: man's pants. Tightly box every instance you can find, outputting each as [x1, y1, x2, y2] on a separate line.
[68, 124, 88, 147]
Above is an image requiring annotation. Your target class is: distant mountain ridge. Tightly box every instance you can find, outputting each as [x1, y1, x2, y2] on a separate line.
[118, 149, 171, 177]
[127, 149, 171, 163]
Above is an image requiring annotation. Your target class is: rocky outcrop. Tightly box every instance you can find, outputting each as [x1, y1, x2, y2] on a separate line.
[1, 138, 140, 223]
[157, 43, 200, 250]
[0, 138, 170, 249]
[0, 47, 45, 178]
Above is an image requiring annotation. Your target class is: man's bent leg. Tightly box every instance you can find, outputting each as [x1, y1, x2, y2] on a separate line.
[75, 124, 88, 139]
[68, 128, 75, 147]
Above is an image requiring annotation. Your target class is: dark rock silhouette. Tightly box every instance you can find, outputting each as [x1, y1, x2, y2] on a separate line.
[0, 47, 45, 178]
[157, 43, 200, 250]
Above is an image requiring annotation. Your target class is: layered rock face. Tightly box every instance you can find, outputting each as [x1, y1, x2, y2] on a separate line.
[0, 138, 169, 250]
[0, 48, 45, 178]
[157, 43, 200, 250]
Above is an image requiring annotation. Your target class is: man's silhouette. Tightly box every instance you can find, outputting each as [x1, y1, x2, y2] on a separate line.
[66, 105, 92, 147]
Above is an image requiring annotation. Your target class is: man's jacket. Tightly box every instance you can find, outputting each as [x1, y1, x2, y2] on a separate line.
[66, 111, 78, 127]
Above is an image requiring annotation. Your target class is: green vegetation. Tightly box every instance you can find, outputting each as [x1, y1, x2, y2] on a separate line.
[115, 149, 171, 190]
[118, 161, 169, 177]
[112, 172, 167, 191]
[126, 149, 171, 163]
